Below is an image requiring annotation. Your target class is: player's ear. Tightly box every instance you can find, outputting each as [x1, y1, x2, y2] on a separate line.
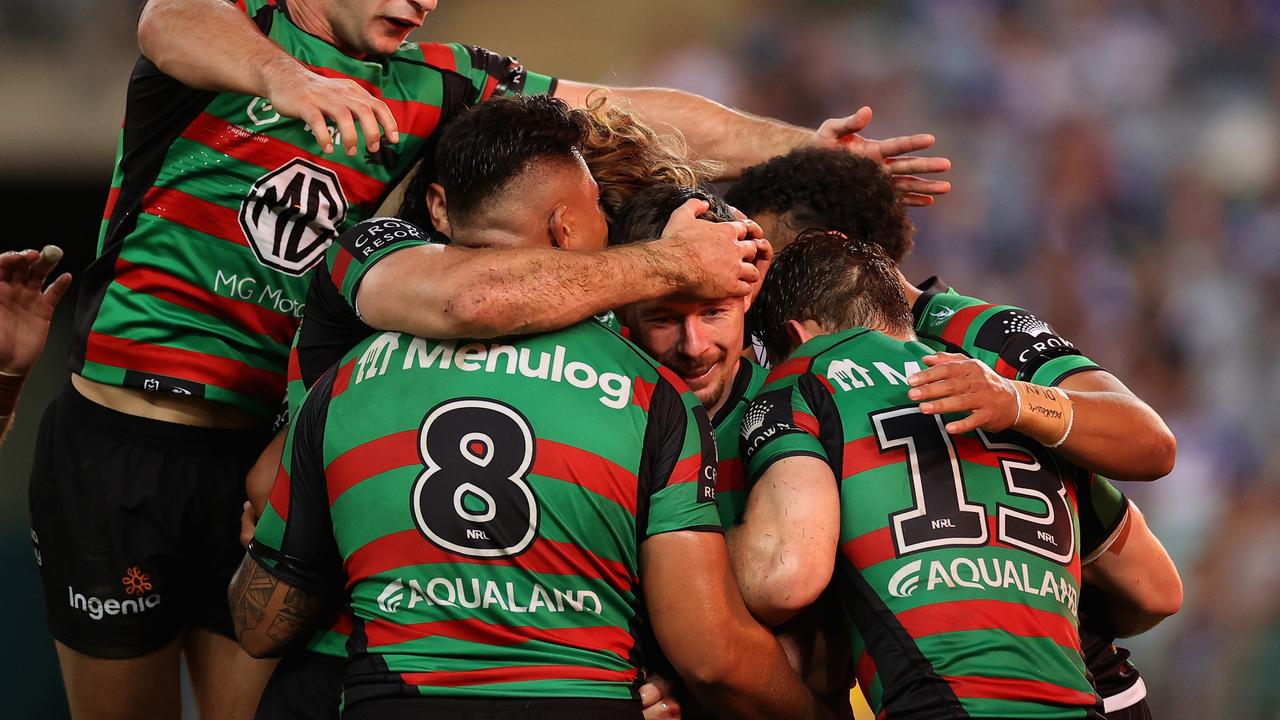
[426, 183, 452, 237]
[786, 318, 821, 351]
[548, 204, 570, 250]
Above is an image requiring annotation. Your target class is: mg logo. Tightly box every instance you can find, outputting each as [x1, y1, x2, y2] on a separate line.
[239, 158, 348, 276]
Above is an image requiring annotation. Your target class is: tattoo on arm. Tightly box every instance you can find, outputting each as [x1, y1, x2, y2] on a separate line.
[266, 586, 327, 643]
[228, 556, 325, 653]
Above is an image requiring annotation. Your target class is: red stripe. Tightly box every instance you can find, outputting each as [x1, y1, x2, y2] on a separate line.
[854, 651, 877, 696]
[113, 259, 298, 344]
[717, 457, 745, 493]
[325, 429, 420, 503]
[303, 65, 444, 138]
[84, 331, 283, 402]
[480, 74, 500, 101]
[896, 599, 1081, 652]
[667, 453, 702, 485]
[631, 375, 655, 412]
[816, 373, 837, 394]
[400, 663, 636, 688]
[795, 409, 819, 437]
[102, 186, 121, 220]
[994, 357, 1018, 379]
[346, 530, 633, 593]
[656, 365, 690, 394]
[843, 436, 899, 476]
[418, 42, 457, 72]
[332, 359, 356, 397]
[944, 674, 1096, 706]
[533, 439, 637, 515]
[841, 528, 896, 568]
[267, 463, 290, 521]
[938, 304, 991, 348]
[365, 616, 634, 659]
[181, 112, 385, 209]
[142, 186, 250, 247]
[329, 247, 355, 293]
[286, 347, 302, 389]
[328, 611, 353, 636]
[767, 355, 812, 383]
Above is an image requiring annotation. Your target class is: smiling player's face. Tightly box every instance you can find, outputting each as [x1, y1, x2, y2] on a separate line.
[623, 296, 746, 416]
[329, 0, 437, 57]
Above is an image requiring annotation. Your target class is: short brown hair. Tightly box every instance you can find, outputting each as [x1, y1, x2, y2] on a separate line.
[748, 229, 913, 362]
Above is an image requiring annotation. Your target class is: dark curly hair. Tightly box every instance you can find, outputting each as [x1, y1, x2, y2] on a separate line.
[608, 184, 735, 247]
[748, 228, 913, 363]
[397, 94, 589, 228]
[724, 147, 914, 261]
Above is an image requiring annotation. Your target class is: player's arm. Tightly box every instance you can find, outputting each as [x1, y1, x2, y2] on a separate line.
[908, 353, 1175, 481]
[728, 456, 841, 627]
[556, 81, 949, 203]
[643, 532, 824, 720]
[1081, 500, 1182, 637]
[137, 0, 397, 155]
[0, 246, 72, 446]
[356, 200, 767, 339]
[230, 369, 344, 656]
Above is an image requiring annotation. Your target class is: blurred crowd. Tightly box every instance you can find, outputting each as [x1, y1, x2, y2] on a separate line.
[3, 0, 1277, 717]
[637, 1, 1280, 716]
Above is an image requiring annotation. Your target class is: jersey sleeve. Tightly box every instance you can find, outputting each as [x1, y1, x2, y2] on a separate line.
[920, 293, 1101, 387]
[638, 374, 723, 539]
[249, 368, 345, 597]
[326, 217, 432, 310]
[440, 43, 557, 103]
[1078, 474, 1131, 564]
[740, 374, 830, 484]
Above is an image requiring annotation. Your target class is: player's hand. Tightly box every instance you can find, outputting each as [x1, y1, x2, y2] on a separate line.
[658, 198, 768, 299]
[812, 106, 952, 207]
[639, 673, 682, 720]
[907, 353, 1018, 434]
[262, 59, 399, 156]
[0, 246, 72, 377]
[239, 501, 260, 549]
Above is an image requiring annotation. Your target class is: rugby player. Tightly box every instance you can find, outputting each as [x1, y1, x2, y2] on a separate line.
[248, 95, 770, 720]
[726, 147, 1179, 717]
[731, 231, 1181, 719]
[30, 1, 785, 717]
[229, 159, 821, 720]
[0, 246, 70, 446]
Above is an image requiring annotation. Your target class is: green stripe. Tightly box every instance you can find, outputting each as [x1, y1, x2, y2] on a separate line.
[371, 632, 632, 670]
[407, 677, 632, 700]
[915, 630, 1090, 687]
[958, 696, 1092, 719]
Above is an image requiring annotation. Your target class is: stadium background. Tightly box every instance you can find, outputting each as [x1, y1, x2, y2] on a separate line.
[1, 0, 1277, 716]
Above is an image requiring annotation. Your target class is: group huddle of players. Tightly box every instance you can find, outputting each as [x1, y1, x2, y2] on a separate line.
[0, 1, 1185, 719]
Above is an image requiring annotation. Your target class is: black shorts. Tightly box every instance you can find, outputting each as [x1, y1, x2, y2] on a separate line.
[255, 650, 344, 720]
[342, 697, 641, 720]
[28, 382, 271, 658]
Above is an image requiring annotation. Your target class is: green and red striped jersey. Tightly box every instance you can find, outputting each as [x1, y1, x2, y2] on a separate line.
[911, 277, 1099, 388]
[72, 0, 553, 417]
[251, 320, 720, 707]
[741, 327, 1118, 720]
[710, 358, 766, 528]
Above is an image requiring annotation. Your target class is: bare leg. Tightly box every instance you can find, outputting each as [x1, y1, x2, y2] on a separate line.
[56, 637, 183, 720]
[185, 627, 278, 720]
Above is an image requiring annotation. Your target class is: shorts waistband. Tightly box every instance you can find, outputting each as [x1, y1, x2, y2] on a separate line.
[58, 381, 272, 456]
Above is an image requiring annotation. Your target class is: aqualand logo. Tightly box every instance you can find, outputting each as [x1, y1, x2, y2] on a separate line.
[885, 557, 1079, 613]
[375, 577, 603, 615]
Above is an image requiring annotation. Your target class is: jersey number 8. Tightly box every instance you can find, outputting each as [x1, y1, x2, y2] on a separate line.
[411, 399, 540, 558]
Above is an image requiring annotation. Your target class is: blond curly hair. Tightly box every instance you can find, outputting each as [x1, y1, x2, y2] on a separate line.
[579, 92, 722, 220]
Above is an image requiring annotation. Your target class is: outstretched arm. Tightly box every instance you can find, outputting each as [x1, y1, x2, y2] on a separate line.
[0, 246, 72, 446]
[138, 0, 397, 155]
[358, 199, 769, 338]
[908, 354, 1176, 481]
[556, 81, 950, 203]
